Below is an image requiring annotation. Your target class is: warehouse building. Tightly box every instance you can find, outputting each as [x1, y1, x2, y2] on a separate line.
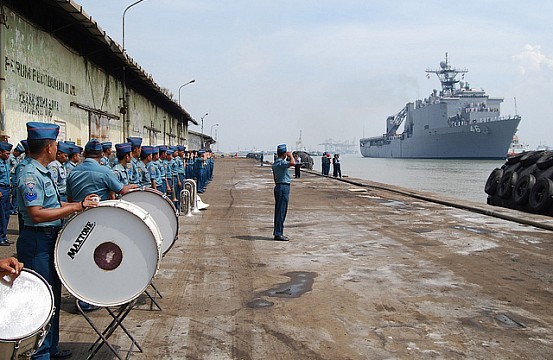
[0, 0, 197, 147]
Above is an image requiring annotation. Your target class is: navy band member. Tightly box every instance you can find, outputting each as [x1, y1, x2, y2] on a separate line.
[17, 122, 99, 359]
[100, 141, 113, 168]
[64, 143, 81, 175]
[0, 141, 12, 246]
[271, 144, 295, 241]
[157, 145, 169, 194]
[138, 146, 155, 188]
[127, 137, 142, 184]
[150, 146, 162, 191]
[47, 142, 71, 202]
[112, 142, 132, 185]
[67, 139, 136, 201]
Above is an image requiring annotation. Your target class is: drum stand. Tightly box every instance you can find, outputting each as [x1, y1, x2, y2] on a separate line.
[142, 281, 163, 311]
[77, 299, 143, 360]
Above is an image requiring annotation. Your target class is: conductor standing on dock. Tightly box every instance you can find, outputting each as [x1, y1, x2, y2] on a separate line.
[272, 144, 295, 241]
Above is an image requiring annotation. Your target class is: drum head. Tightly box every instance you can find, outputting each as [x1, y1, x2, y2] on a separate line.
[121, 188, 178, 254]
[0, 269, 54, 340]
[55, 200, 162, 307]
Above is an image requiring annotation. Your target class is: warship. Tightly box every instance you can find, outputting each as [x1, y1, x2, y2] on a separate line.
[360, 54, 521, 159]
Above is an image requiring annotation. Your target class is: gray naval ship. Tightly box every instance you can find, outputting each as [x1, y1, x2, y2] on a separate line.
[360, 54, 521, 159]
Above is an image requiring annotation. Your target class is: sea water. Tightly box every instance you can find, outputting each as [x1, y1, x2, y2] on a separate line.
[310, 154, 504, 204]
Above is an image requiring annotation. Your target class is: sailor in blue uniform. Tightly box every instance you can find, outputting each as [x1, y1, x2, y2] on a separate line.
[17, 122, 99, 359]
[165, 149, 175, 200]
[47, 142, 71, 202]
[112, 142, 132, 185]
[176, 146, 186, 193]
[8, 143, 24, 214]
[67, 139, 136, 202]
[13, 140, 31, 232]
[127, 137, 142, 185]
[149, 147, 162, 192]
[137, 146, 155, 188]
[195, 150, 206, 193]
[100, 142, 113, 168]
[271, 144, 295, 241]
[169, 147, 179, 207]
[157, 145, 168, 194]
[64, 144, 81, 175]
[0, 142, 13, 246]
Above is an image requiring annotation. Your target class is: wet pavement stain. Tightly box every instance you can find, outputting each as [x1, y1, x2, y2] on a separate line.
[246, 272, 317, 309]
[495, 313, 526, 328]
[259, 271, 318, 299]
[246, 298, 275, 308]
[451, 225, 493, 234]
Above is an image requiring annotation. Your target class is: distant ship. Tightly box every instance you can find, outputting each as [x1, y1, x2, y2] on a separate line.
[360, 54, 521, 159]
[507, 135, 529, 156]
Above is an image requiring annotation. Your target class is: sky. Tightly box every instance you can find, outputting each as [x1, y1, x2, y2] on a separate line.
[75, 0, 553, 152]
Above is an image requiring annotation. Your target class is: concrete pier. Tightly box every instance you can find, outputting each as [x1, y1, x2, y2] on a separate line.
[2, 157, 553, 359]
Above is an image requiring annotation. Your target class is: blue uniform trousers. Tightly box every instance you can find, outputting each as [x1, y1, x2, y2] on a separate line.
[0, 185, 10, 241]
[17, 227, 62, 359]
[159, 181, 167, 195]
[273, 183, 290, 237]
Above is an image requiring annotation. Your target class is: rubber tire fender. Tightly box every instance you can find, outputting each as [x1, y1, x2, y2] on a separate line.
[513, 174, 536, 205]
[497, 171, 518, 199]
[485, 168, 503, 195]
[507, 152, 525, 165]
[520, 151, 545, 167]
[536, 152, 553, 170]
[529, 178, 553, 212]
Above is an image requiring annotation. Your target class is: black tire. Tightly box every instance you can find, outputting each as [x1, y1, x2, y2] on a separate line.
[536, 152, 553, 170]
[485, 168, 503, 195]
[520, 151, 545, 167]
[513, 174, 536, 205]
[507, 152, 525, 165]
[529, 178, 553, 212]
[497, 171, 518, 199]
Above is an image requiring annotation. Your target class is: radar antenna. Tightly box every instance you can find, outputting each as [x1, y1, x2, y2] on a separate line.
[425, 53, 468, 95]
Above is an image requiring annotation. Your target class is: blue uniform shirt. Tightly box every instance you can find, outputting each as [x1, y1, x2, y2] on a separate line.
[64, 161, 77, 175]
[272, 158, 291, 184]
[137, 160, 151, 188]
[112, 163, 129, 185]
[150, 161, 162, 187]
[129, 157, 139, 184]
[66, 158, 124, 201]
[100, 156, 111, 168]
[176, 156, 185, 175]
[47, 160, 67, 195]
[17, 159, 62, 227]
[0, 158, 9, 186]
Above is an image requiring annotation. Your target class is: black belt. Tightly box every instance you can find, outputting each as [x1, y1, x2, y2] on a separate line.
[0, 184, 9, 188]
[23, 226, 62, 234]
[275, 183, 290, 186]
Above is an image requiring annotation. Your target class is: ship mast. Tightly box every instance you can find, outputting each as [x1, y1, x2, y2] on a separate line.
[425, 53, 468, 95]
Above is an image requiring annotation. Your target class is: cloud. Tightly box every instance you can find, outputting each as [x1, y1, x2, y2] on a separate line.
[513, 44, 553, 76]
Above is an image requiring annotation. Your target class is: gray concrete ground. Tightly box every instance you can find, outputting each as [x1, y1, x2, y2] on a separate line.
[2, 157, 553, 359]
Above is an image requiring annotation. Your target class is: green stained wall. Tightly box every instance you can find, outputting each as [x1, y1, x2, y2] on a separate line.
[2, 8, 186, 146]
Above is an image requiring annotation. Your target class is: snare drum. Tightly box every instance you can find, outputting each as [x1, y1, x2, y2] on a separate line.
[54, 200, 163, 307]
[121, 187, 179, 255]
[0, 269, 54, 359]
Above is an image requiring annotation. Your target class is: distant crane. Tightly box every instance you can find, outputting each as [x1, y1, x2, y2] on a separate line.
[319, 138, 358, 154]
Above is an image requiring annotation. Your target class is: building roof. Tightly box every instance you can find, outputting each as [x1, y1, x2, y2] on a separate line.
[5, 0, 198, 125]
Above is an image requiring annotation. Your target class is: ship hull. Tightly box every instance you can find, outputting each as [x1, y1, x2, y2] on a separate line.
[360, 117, 520, 159]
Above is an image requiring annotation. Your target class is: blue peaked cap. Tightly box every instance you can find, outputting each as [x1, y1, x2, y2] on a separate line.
[15, 143, 25, 152]
[115, 142, 132, 156]
[277, 144, 287, 154]
[126, 137, 142, 147]
[101, 142, 112, 150]
[141, 146, 155, 156]
[85, 139, 102, 152]
[57, 142, 72, 154]
[26, 122, 59, 140]
[0, 142, 12, 151]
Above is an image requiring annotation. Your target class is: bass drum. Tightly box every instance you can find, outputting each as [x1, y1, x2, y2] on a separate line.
[121, 188, 178, 255]
[54, 200, 162, 307]
[0, 269, 54, 359]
